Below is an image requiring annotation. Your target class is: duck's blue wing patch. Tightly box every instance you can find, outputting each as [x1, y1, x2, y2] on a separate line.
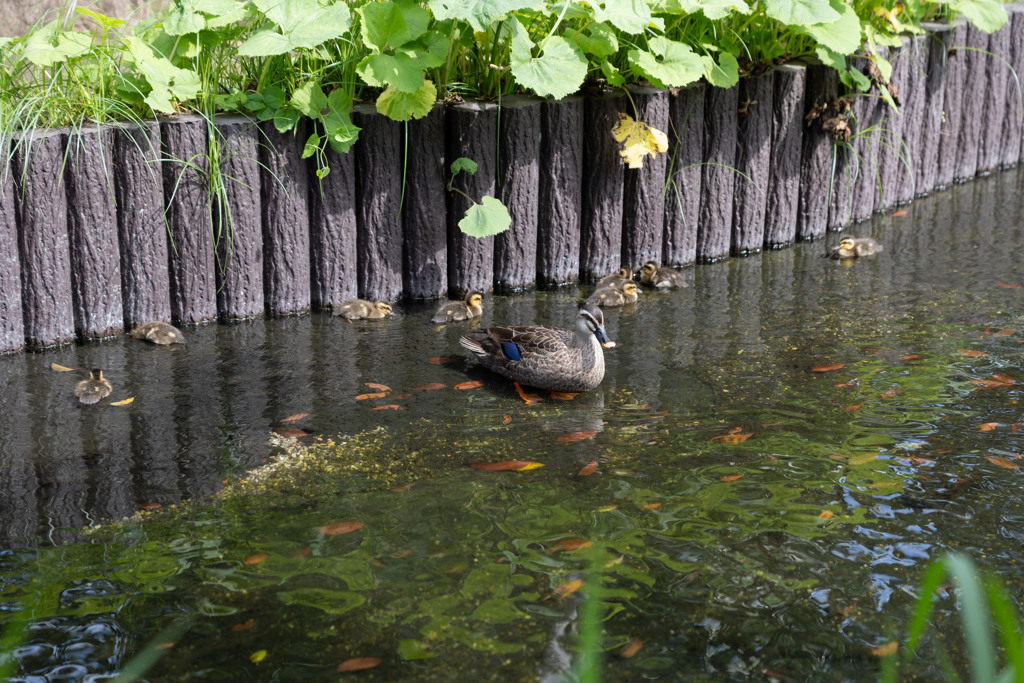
[501, 342, 522, 361]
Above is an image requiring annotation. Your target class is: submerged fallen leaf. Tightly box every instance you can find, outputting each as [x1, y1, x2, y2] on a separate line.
[232, 620, 256, 632]
[642, 502, 662, 510]
[390, 482, 416, 493]
[977, 422, 1001, 431]
[139, 503, 161, 511]
[819, 510, 834, 519]
[555, 430, 598, 443]
[986, 456, 1019, 470]
[578, 460, 598, 476]
[992, 374, 1017, 384]
[244, 553, 268, 565]
[355, 392, 387, 400]
[710, 429, 753, 443]
[372, 404, 403, 411]
[250, 650, 267, 663]
[279, 412, 310, 424]
[899, 354, 922, 361]
[411, 383, 447, 391]
[619, 638, 644, 659]
[996, 282, 1022, 289]
[501, 415, 512, 426]
[719, 474, 744, 482]
[292, 547, 312, 560]
[469, 460, 544, 472]
[551, 579, 584, 600]
[273, 428, 309, 438]
[364, 383, 391, 392]
[811, 362, 846, 372]
[991, 329, 1016, 337]
[611, 113, 669, 169]
[318, 521, 364, 536]
[338, 657, 381, 673]
[970, 380, 1015, 389]
[392, 549, 413, 558]
[110, 397, 135, 406]
[155, 642, 176, 651]
[454, 380, 483, 390]
[429, 357, 456, 364]
[880, 389, 902, 398]
[957, 349, 988, 357]
[890, 209, 908, 217]
[50, 362, 74, 372]
[844, 404, 862, 411]
[549, 539, 592, 553]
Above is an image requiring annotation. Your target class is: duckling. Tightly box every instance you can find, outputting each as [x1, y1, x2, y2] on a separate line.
[831, 236, 882, 259]
[587, 280, 641, 308]
[432, 291, 483, 323]
[75, 369, 112, 405]
[333, 299, 393, 320]
[129, 321, 185, 345]
[639, 261, 686, 289]
[596, 267, 633, 288]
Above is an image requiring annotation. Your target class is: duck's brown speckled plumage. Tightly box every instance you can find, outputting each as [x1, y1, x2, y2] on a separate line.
[129, 321, 186, 345]
[75, 369, 112, 405]
[587, 280, 640, 308]
[459, 304, 615, 392]
[334, 299, 392, 320]
[640, 261, 686, 288]
[432, 291, 483, 323]
[596, 267, 633, 288]
[832, 236, 882, 259]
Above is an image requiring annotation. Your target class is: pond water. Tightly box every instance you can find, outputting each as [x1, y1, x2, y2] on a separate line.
[3, 169, 1024, 681]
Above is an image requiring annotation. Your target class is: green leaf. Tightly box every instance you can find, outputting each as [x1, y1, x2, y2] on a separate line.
[74, 8, 125, 28]
[240, 0, 351, 55]
[591, 0, 661, 34]
[165, 0, 206, 35]
[400, 33, 450, 69]
[702, 51, 739, 88]
[375, 80, 437, 121]
[22, 22, 93, 66]
[763, 0, 839, 26]
[952, 0, 1008, 33]
[511, 35, 587, 100]
[628, 37, 703, 89]
[600, 59, 625, 87]
[506, 16, 533, 62]
[236, 30, 292, 57]
[123, 36, 201, 113]
[302, 133, 320, 159]
[357, 53, 425, 93]
[427, 0, 536, 32]
[797, 1, 862, 55]
[262, 85, 287, 110]
[273, 108, 301, 133]
[324, 90, 360, 153]
[451, 157, 478, 176]
[568, 22, 618, 59]
[290, 81, 328, 119]
[459, 196, 512, 238]
[359, 0, 428, 51]
[663, 0, 751, 21]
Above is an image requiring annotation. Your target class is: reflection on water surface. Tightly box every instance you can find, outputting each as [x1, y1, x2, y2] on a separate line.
[2, 171, 1024, 680]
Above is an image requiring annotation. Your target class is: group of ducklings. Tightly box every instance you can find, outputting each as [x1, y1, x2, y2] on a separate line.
[74, 321, 185, 405]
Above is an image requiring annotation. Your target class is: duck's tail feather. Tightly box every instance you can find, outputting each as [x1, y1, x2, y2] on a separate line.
[459, 334, 485, 355]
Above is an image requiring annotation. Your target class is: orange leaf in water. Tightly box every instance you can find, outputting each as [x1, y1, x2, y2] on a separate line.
[578, 460, 598, 476]
[811, 363, 846, 372]
[977, 422, 1001, 431]
[50, 362, 75, 372]
[139, 503, 161, 511]
[429, 357, 456, 364]
[454, 380, 483, 390]
[393, 393, 410, 399]
[274, 428, 309, 438]
[390, 482, 416, 492]
[844, 404, 862, 411]
[880, 389, 902, 398]
[870, 641, 899, 658]
[619, 638, 644, 658]
[279, 413, 310, 424]
[110, 397, 135, 406]
[957, 349, 988, 357]
[996, 281, 1022, 289]
[971, 380, 1014, 389]
[155, 642, 176, 651]
[642, 502, 662, 510]
[469, 460, 544, 471]
[232, 620, 256, 632]
[819, 510, 834, 519]
[552, 579, 583, 600]
[392, 549, 413, 558]
[992, 374, 1018, 384]
[364, 383, 391, 392]
[501, 415, 512, 426]
[293, 547, 312, 560]
[318, 521, 364, 536]
[244, 553, 268, 565]
[411, 383, 447, 391]
[550, 539, 592, 552]
[986, 456, 1019, 470]
[992, 329, 1016, 337]
[719, 474, 744, 482]
[710, 431, 753, 443]
[368, 558, 387, 569]
[1013, 423, 1022, 434]
[899, 354, 922, 361]
[372, 404, 403, 411]
[337, 657, 382, 673]
[890, 209, 907, 217]
[834, 379, 858, 388]
[556, 430, 598, 443]
[355, 392, 386, 400]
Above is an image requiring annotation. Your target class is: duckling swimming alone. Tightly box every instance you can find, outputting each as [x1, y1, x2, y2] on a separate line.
[639, 261, 686, 289]
[596, 267, 633, 288]
[831, 236, 882, 259]
[130, 321, 185, 345]
[587, 280, 641, 308]
[75, 369, 112, 405]
[334, 299, 393, 320]
[432, 291, 483, 323]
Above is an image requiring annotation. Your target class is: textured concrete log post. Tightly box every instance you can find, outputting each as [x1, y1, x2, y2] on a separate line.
[875, 38, 910, 210]
[977, 20, 1011, 173]
[115, 121, 171, 328]
[353, 105, 403, 302]
[65, 125, 123, 339]
[1006, 7, 1024, 167]
[15, 129, 75, 349]
[161, 115, 216, 323]
[954, 25, 990, 181]
[622, 86, 669, 268]
[446, 102, 498, 296]
[537, 97, 583, 285]
[403, 103, 447, 299]
[309, 143, 358, 309]
[732, 73, 773, 255]
[893, 35, 930, 203]
[935, 22, 968, 189]
[827, 137, 854, 230]
[918, 24, 954, 195]
[664, 83, 705, 265]
[213, 116, 263, 319]
[581, 91, 626, 280]
[698, 84, 737, 260]
[495, 96, 540, 290]
[765, 65, 805, 248]
[797, 65, 838, 240]
[0, 144, 24, 353]
[260, 123, 311, 315]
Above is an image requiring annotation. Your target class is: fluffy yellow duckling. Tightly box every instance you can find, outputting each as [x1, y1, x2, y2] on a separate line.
[639, 261, 686, 288]
[587, 280, 641, 308]
[831, 236, 882, 259]
[75, 369, 112, 405]
[432, 291, 483, 323]
[596, 267, 633, 288]
[129, 321, 185, 345]
[334, 299, 393, 320]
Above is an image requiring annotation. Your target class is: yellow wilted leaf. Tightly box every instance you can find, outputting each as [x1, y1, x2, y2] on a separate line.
[50, 363, 74, 372]
[250, 650, 267, 663]
[110, 397, 135, 406]
[611, 113, 668, 169]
